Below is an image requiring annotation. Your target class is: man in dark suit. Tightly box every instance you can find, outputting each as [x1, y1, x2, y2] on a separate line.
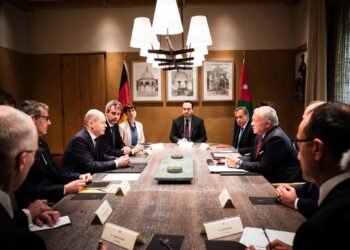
[0, 105, 60, 249]
[96, 100, 143, 157]
[61, 109, 131, 175]
[232, 106, 255, 155]
[227, 106, 302, 183]
[170, 100, 207, 143]
[15, 101, 92, 208]
[264, 102, 350, 249]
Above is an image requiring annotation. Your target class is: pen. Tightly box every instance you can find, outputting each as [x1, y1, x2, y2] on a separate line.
[263, 228, 272, 249]
[97, 239, 103, 250]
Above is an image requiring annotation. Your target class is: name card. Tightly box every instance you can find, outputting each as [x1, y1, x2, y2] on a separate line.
[201, 216, 244, 240]
[92, 200, 112, 225]
[200, 143, 209, 150]
[115, 180, 131, 196]
[150, 143, 164, 151]
[178, 141, 193, 150]
[219, 188, 235, 208]
[101, 223, 144, 250]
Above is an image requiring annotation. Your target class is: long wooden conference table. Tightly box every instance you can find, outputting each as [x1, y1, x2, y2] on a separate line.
[37, 144, 305, 250]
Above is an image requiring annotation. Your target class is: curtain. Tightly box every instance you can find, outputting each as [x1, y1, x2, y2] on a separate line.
[305, 0, 328, 105]
[328, 0, 350, 104]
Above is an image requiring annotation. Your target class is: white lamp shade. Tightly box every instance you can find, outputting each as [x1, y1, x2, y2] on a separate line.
[186, 15, 212, 47]
[193, 60, 203, 67]
[152, 0, 183, 35]
[140, 42, 160, 57]
[130, 17, 158, 48]
[193, 45, 208, 55]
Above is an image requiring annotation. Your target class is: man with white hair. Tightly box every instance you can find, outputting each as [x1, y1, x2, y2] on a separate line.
[249, 102, 350, 249]
[0, 105, 59, 249]
[227, 106, 302, 183]
[61, 109, 131, 175]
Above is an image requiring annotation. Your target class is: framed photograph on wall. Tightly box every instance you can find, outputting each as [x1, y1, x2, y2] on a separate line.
[166, 69, 198, 102]
[132, 62, 162, 102]
[295, 50, 307, 102]
[203, 60, 234, 101]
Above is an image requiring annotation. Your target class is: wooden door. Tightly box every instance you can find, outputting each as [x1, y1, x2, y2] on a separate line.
[61, 53, 106, 148]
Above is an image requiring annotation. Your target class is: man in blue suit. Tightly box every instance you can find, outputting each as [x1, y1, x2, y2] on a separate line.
[227, 106, 302, 183]
[61, 109, 131, 175]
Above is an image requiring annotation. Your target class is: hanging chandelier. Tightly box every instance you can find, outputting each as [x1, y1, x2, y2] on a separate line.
[130, 0, 212, 71]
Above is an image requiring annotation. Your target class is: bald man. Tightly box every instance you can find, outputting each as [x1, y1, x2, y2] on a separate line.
[0, 105, 59, 249]
[61, 109, 131, 175]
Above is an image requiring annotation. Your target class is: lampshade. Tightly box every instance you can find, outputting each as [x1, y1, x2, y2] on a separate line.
[152, 0, 183, 35]
[186, 16, 212, 47]
[130, 17, 158, 48]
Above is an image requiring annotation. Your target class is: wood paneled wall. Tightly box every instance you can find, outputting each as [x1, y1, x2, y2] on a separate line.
[0, 47, 304, 154]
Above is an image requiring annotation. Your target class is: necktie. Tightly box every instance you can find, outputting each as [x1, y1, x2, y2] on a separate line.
[111, 126, 116, 149]
[237, 127, 243, 149]
[185, 119, 190, 141]
[255, 136, 263, 158]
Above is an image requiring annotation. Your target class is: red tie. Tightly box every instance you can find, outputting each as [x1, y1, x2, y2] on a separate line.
[255, 136, 263, 158]
[185, 119, 190, 140]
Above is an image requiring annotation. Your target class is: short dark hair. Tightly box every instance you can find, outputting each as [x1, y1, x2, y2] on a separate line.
[19, 100, 48, 118]
[183, 100, 194, 109]
[0, 89, 16, 107]
[235, 106, 249, 117]
[304, 102, 350, 164]
[123, 104, 136, 113]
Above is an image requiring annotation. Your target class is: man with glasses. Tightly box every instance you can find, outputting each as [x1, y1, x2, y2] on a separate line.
[0, 105, 60, 249]
[249, 102, 350, 249]
[226, 106, 302, 183]
[15, 100, 92, 208]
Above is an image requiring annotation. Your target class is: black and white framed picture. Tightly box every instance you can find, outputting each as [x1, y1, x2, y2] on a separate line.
[295, 50, 307, 102]
[203, 60, 234, 101]
[132, 62, 162, 102]
[166, 69, 198, 102]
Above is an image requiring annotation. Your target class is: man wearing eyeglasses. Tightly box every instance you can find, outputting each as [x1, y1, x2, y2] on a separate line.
[248, 102, 350, 250]
[226, 105, 302, 183]
[15, 101, 92, 208]
[0, 105, 59, 249]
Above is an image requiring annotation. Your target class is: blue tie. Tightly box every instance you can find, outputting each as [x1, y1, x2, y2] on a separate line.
[237, 127, 243, 149]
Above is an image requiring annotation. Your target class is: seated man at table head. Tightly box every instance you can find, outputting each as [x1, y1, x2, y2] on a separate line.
[275, 101, 324, 218]
[119, 104, 145, 147]
[226, 105, 302, 183]
[251, 102, 350, 250]
[61, 109, 131, 175]
[97, 100, 143, 157]
[170, 100, 207, 143]
[15, 100, 92, 208]
[232, 106, 255, 155]
[0, 105, 61, 249]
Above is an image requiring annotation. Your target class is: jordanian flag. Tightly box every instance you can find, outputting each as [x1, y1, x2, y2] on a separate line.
[237, 59, 253, 117]
[118, 62, 131, 124]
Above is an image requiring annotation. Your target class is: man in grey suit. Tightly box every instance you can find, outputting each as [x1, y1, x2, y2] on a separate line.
[170, 100, 207, 143]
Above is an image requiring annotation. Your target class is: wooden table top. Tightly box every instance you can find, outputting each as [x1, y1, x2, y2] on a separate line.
[37, 144, 305, 250]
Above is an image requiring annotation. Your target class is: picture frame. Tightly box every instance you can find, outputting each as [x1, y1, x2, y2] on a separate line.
[166, 69, 198, 102]
[203, 60, 234, 101]
[295, 50, 307, 102]
[132, 62, 162, 102]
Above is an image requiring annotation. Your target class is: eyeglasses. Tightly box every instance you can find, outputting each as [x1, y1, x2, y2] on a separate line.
[291, 138, 314, 148]
[37, 115, 50, 121]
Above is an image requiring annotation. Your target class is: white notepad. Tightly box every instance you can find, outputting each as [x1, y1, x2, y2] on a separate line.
[30, 215, 71, 232]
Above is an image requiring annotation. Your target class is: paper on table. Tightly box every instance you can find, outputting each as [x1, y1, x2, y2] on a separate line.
[79, 183, 120, 193]
[30, 215, 71, 232]
[208, 164, 247, 173]
[239, 227, 295, 250]
[102, 173, 141, 181]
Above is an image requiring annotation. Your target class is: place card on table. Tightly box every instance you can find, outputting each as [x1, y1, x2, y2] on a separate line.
[219, 188, 235, 208]
[101, 223, 144, 250]
[201, 216, 244, 240]
[200, 143, 209, 150]
[91, 200, 113, 225]
[115, 180, 131, 196]
[150, 143, 164, 151]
